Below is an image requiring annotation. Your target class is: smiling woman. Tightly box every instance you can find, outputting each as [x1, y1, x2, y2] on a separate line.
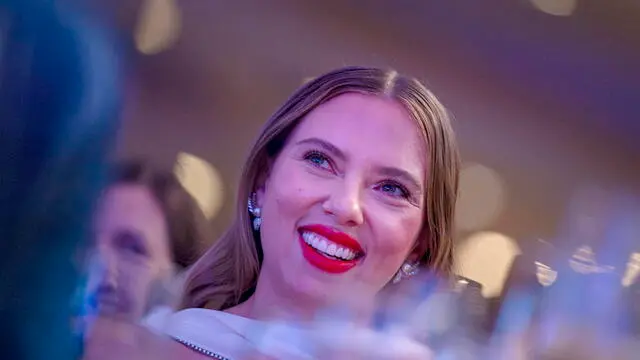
[146, 66, 460, 359]
[240, 92, 434, 312]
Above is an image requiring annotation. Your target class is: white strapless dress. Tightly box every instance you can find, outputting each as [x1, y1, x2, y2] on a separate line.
[143, 307, 433, 360]
[144, 307, 260, 360]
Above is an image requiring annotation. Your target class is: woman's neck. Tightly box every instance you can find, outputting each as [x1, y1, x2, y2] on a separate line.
[224, 277, 375, 325]
[225, 283, 314, 322]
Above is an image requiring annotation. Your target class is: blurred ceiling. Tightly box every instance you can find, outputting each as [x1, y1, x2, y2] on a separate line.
[357, 0, 640, 140]
[87, 0, 640, 153]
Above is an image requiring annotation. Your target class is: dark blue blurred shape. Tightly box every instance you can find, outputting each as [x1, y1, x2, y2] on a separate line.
[0, 1, 121, 359]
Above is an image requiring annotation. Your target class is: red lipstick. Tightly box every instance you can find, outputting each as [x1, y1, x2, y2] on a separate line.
[298, 224, 364, 274]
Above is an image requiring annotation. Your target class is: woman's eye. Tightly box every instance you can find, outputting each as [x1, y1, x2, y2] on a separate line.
[376, 181, 410, 199]
[303, 150, 333, 171]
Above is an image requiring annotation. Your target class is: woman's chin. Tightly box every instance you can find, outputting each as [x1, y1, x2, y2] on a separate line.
[289, 275, 339, 304]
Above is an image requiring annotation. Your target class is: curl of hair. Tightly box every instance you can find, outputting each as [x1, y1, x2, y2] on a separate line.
[181, 66, 460, 310]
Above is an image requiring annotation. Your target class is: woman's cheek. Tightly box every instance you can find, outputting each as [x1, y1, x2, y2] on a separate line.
[367, 206, 423, 255]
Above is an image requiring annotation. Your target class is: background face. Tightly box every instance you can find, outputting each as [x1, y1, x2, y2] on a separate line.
[87, 185, 172, 321]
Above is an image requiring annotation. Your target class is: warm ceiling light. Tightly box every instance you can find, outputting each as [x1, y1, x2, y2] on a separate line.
[134, 0, 182, 55]
[530, 0, 578, 16]
[174, 152, 225, 220]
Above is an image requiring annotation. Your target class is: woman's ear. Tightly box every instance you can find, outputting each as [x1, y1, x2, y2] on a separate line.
[253, 158, 274, 210]
[254, 185, 266, 210]
[406, 250, 422, 265]
[407, 238, 428, 265]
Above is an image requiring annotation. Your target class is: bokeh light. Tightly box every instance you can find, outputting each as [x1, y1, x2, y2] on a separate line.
[534, 261, 558, 287]
[456, 231, 521, 298]
[530, 0, 578, 16]
[134, 0, 182, 55]
[622, 253, 640, 287]
[174, 152, 224, 220]
[455, 163, 506, 232]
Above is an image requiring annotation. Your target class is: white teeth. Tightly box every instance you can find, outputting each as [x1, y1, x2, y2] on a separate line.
[344, 250, 354, 261]
[327, 244, 337, 256]
[318, 239, 328, 252]
[301, 231, 359, 261]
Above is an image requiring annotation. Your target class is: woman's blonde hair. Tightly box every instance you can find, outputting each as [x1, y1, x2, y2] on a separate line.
[181, 66, 460, 309]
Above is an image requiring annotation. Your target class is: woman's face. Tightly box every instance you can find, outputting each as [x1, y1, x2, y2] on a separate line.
[256, 93, 428, 308]
[86, 184, 173, 321]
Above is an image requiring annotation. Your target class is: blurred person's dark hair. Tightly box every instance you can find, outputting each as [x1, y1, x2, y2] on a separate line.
[0, 1, 122, 359]
[108, 159, 210, 270]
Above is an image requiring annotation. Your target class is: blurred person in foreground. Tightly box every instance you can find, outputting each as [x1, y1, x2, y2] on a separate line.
[0, 1, 121, 359]
[142, 65, 461, 359]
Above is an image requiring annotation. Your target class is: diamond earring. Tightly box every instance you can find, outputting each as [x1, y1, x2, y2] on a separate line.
[392, 261, 420, 284]
[247, 193, 262, 231]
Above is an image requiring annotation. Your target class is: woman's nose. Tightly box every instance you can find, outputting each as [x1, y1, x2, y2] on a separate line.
[322, 179, 364, 227]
